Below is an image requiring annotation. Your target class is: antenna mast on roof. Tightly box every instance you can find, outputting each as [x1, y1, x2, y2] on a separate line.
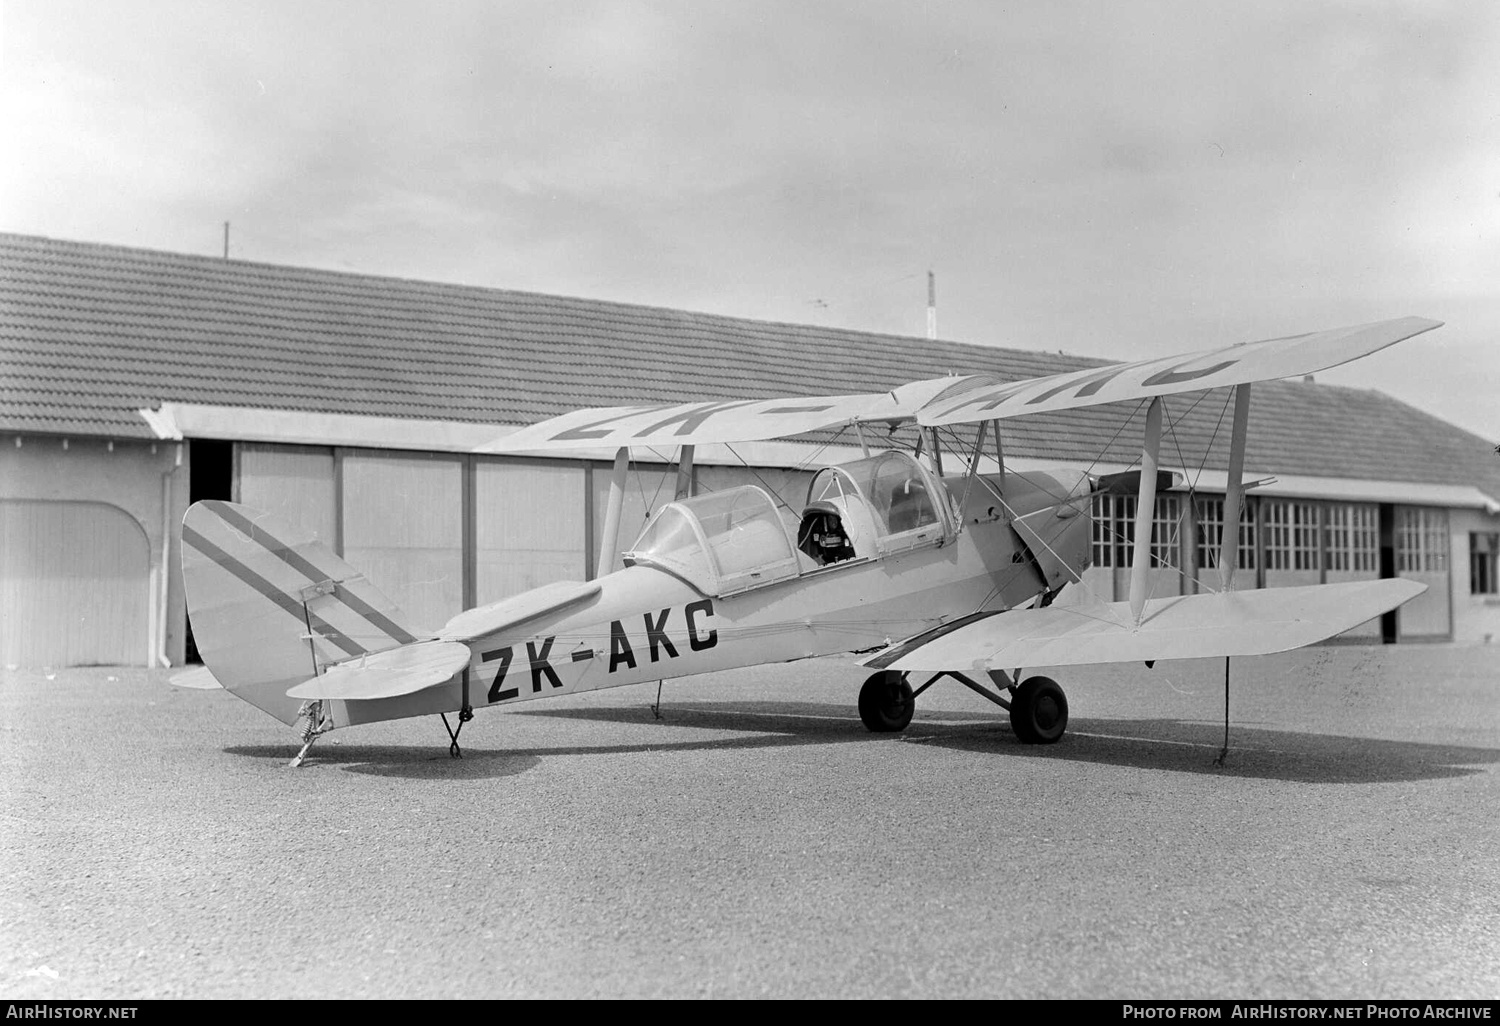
[926, 270, 937, 340]
[223, 222, 230, 260]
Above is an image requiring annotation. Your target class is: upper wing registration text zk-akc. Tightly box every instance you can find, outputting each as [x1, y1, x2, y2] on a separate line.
[174, 317, 1440, 765]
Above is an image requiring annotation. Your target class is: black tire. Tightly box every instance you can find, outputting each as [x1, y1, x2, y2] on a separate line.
[858, 671, 915, 733]
[1009, 676, 1068, 744]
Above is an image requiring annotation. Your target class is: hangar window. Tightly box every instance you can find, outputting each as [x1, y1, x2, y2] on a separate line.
[1469, 532, 1497, 595]
[1093, 494, 1181, 568]
[1325, 504, 1378, 572]
[1193, 496, 1257, 572]
[626, 485, 799, 596]
[1397, 507, 1448, 573]
[1091, 494, 1118, 567]
[1152, 495, 1182, 567]
[1264, 501, 1320, 571]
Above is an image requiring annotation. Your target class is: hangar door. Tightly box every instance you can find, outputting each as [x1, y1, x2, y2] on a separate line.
[0, 499, 150, 666]
[1396, 507, 1452, 639]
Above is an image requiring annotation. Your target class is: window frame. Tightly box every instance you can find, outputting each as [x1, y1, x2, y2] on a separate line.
[1193, 494, 1258, 572]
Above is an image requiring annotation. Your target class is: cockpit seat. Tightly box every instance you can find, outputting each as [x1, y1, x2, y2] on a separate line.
[798, 502, 857, 565]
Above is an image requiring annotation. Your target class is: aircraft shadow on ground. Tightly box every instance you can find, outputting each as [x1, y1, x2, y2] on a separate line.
[222, 744, 543, 780]
[220, 700, 1497, 784]
[501, 700, 1499, 785]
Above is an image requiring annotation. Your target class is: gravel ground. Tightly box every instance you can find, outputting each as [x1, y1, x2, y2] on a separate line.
[2, 643, 1498, 999]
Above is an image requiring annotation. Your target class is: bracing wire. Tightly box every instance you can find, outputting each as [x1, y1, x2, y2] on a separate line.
[1166, 390, 1236, 596]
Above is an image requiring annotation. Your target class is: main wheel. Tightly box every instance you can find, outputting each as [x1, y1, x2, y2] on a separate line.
[1009, 676, 1068, 744]
[858, 671, 915, 733]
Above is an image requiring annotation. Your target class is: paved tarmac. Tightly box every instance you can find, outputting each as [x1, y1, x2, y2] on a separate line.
[2, 643, 1498, 999]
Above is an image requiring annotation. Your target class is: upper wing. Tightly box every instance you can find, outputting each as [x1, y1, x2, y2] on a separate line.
[918, 317, 1441, 426]
[476, 316, 1440, 448]
[865, 579, 1426, 672]
[476, 376, 978, 454]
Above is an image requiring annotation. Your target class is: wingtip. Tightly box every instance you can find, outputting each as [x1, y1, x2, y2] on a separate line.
[1395, 315, 1443, 334]
[1346, 316, 1443, 345]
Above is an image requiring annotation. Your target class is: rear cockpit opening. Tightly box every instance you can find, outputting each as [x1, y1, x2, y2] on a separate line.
[802, 451, 955, 560]
[797, 503, 856, 565]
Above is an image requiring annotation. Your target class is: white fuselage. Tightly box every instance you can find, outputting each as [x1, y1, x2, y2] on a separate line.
[334, 468, 1090, 728]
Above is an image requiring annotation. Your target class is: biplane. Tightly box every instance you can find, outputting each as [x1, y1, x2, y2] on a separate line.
[177, 317, 1439, 765]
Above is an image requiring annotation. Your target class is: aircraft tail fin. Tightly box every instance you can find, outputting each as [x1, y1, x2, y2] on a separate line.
[181, 500, 428, 725]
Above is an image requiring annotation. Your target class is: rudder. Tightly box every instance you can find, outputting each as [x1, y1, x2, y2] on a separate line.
[181, 500, 428, 725]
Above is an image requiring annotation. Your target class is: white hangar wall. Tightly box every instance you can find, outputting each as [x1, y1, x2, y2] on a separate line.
[0, 436, 188, 667]
[230, 441, 811, 637]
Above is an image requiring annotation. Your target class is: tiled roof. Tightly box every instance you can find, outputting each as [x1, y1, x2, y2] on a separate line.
[2, 231, 1496, 497]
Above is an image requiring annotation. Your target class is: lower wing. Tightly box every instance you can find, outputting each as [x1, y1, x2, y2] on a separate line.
[865, 579, 1426, 672]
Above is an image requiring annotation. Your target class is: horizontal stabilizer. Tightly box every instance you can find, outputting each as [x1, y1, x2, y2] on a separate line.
[287, 639, 472, 701]
[867, 579, 1427, 672]
[437, 580, 602, 642]
[169, 666, 223, 690]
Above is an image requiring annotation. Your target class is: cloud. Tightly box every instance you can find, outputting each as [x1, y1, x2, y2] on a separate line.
[1, 0, 1496, 435]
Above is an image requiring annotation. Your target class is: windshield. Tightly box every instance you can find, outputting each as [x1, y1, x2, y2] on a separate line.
[808, 452, 942, 535]
[803, 451, 951, 560]
[627, 504, 714, 592]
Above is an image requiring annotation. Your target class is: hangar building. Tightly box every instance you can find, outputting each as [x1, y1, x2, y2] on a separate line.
[3, 232, 1497, 667]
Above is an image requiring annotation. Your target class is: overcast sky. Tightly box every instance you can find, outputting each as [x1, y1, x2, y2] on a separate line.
[3, 0, 1496, 440]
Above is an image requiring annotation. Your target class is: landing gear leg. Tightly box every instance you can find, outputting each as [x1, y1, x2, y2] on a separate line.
[441, 667, 475, 759]
[858, 671, 915, 733]
[441, 706, 474, 759]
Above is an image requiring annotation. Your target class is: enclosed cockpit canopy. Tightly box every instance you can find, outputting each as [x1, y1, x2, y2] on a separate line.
[802, 451, 956, 562]
[624, 485, 801, 596]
